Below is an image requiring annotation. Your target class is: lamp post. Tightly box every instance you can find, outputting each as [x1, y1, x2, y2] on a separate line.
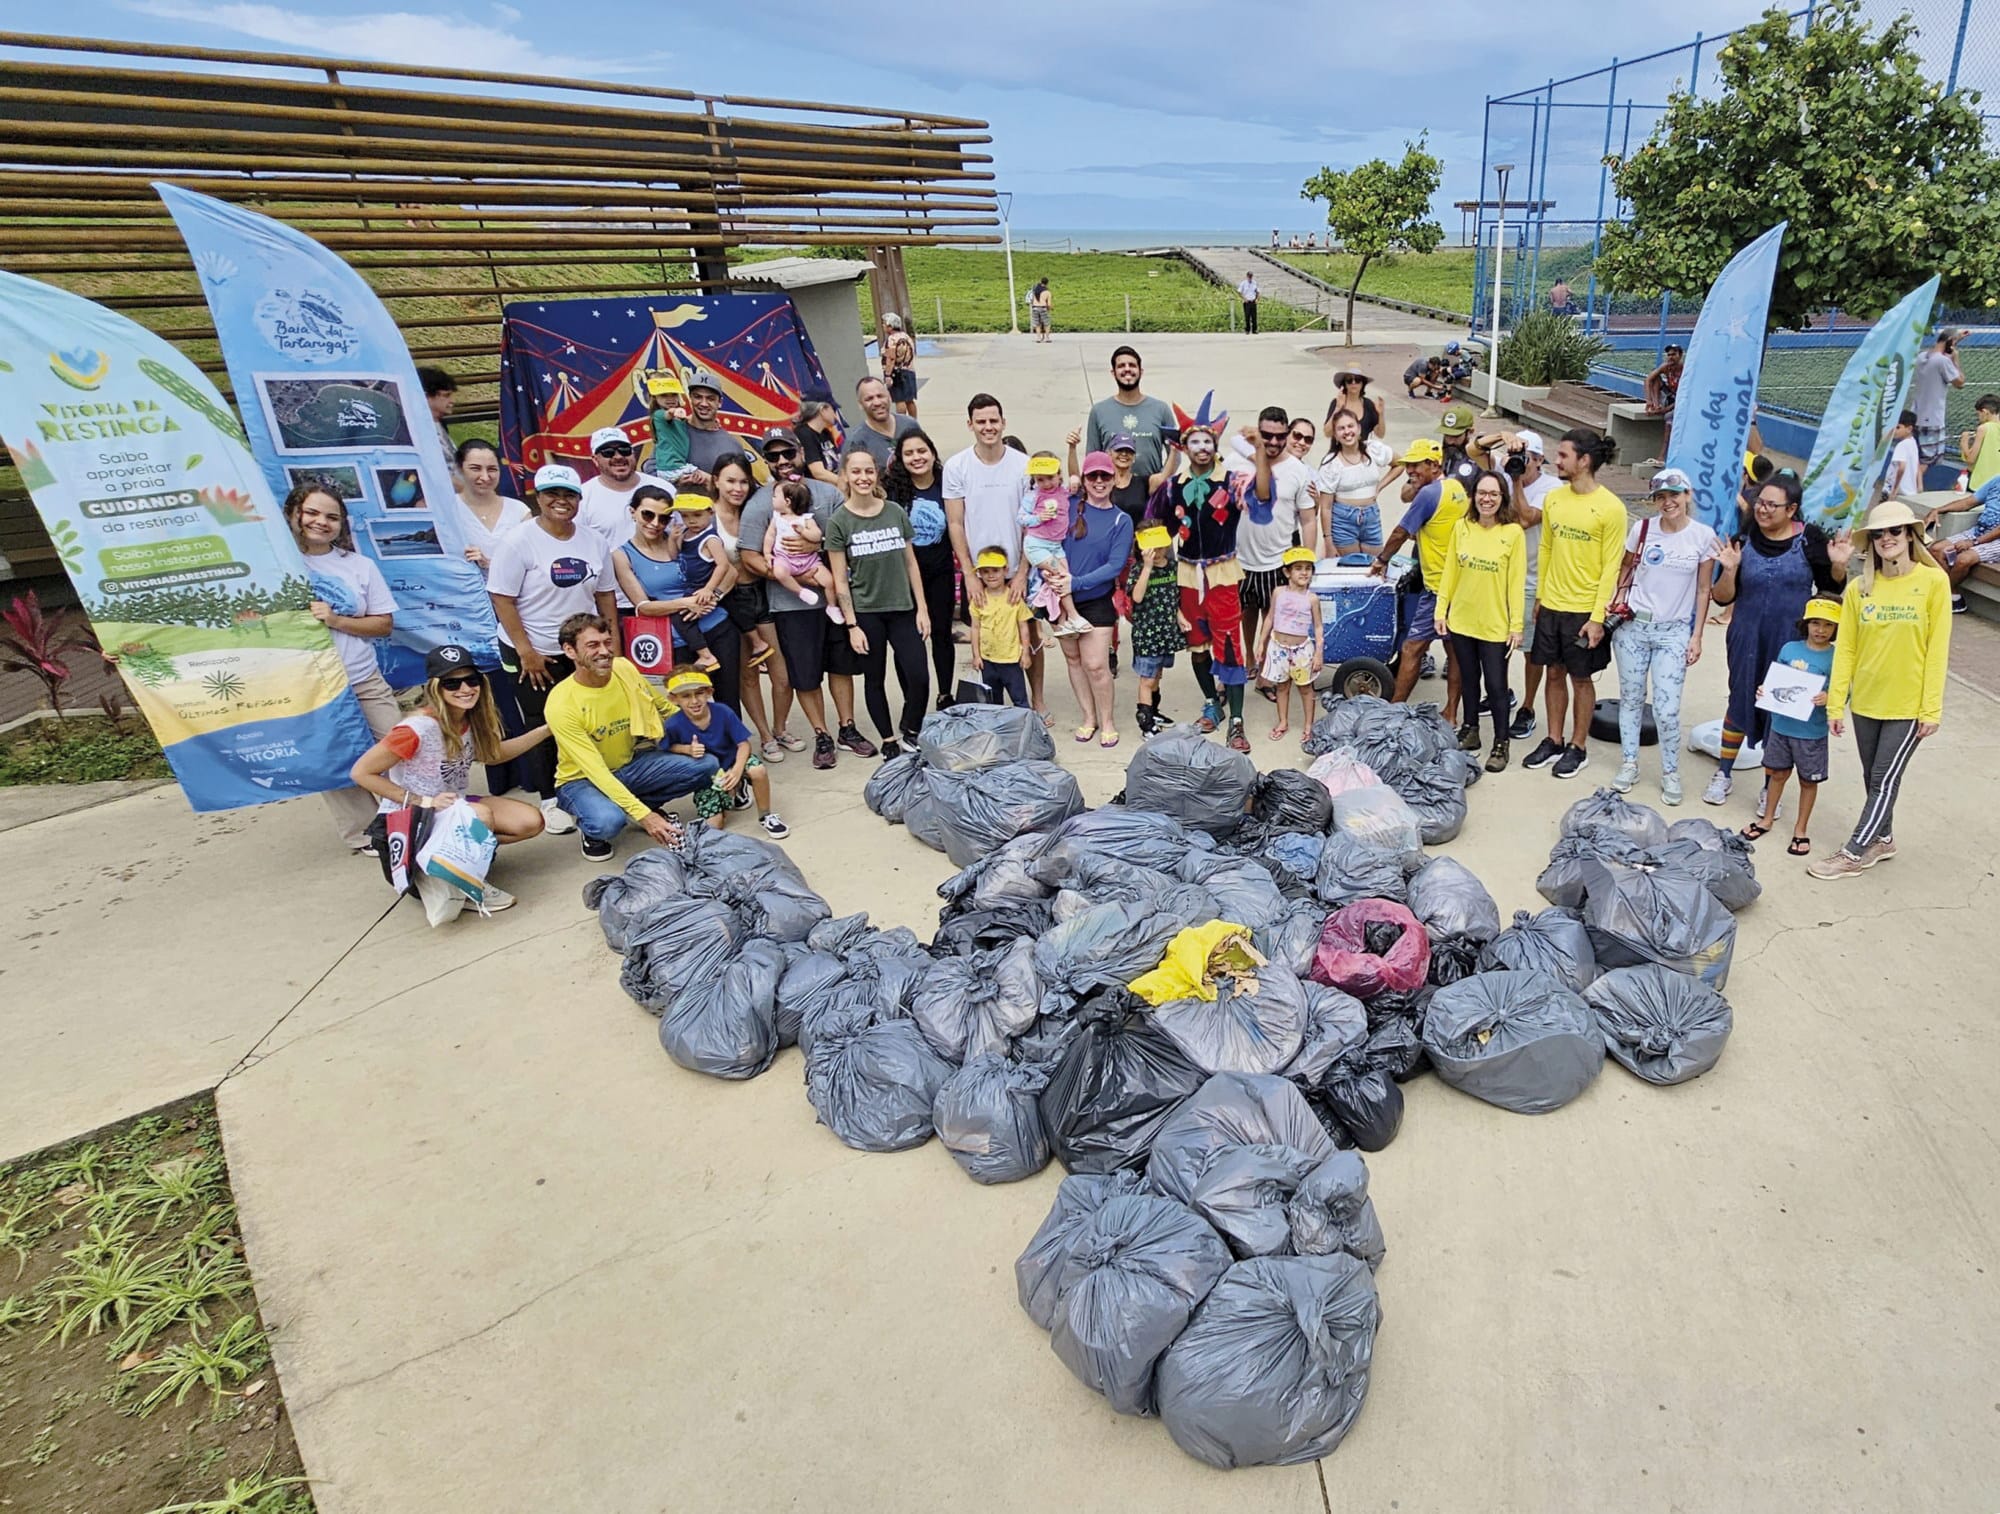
[1487, 163, 1515, 415]
[999, 191, 1019, 335]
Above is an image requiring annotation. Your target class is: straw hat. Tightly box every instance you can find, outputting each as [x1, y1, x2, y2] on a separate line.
[1852, 498, 1938, 590]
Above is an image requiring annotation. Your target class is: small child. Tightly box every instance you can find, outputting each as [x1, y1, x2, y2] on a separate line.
[1018, 451, 1091, 636]
[646, 373, 696, 484]
[661, 669, 789, 839]
[669, 493, 732, 673]
[1963, 391, 2000, 490]
[1253, 546, 1324, 742]
[968, 546, 1033, 706]
[1745, 597, 1839, 857]
[1879, 408, 1921, 502]
[763, 479, 843, 623]
[1126, 524, 1186, 735]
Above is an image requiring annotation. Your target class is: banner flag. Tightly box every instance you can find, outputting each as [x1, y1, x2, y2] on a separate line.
[1664, 222, 1787, 536]
[155, 184, 500, 686]
[1800, 276, 1939, 530]
[0, 270, 375, 810]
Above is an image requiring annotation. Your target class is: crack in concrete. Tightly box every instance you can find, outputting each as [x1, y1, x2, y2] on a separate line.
[1730, 872, 1994, 971]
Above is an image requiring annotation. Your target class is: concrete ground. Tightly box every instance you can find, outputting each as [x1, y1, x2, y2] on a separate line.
[6, 328, 2000, 1513]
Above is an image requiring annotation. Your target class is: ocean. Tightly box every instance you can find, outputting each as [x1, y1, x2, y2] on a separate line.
[1007, 229, 1292, 252]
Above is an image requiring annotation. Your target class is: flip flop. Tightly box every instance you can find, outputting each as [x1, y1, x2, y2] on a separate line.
[1074, 725, 1098, 743]
[1788, 836, 1812, 856]
[747, 646, 776, 669]
[1740, 821, 1772, 840]
[1098, 729, 1120, 749]
[1268, 727, 1288, 742]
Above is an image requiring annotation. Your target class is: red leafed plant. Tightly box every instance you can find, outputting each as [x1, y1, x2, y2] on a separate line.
[0, 589, 100, 721]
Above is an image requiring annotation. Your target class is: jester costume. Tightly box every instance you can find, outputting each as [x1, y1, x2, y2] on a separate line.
[1155, 448, 1248, 733]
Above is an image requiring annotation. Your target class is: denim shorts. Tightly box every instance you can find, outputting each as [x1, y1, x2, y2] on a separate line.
[1329, 502, 1384, 550]
[1131, 653, 1175, 679]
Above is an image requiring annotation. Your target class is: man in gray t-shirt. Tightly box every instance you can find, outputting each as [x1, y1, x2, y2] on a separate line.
[680, 368, 754, 486]
[1910, 332, 1965, 463]
[1084, 346, 1178, 479]
[842, 375, 919, 473]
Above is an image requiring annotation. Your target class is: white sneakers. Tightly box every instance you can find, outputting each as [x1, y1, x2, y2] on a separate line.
[539, 797, 578, 834]
[1611, 761, 1640, 793]
[1701, 770, 1732, 806]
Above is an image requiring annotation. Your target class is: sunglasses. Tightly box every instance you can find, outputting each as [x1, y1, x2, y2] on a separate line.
[1082, 470, 1113, 480]
[596, 444, 634, 458]
[437, 672, 484, 691]
[1872, 523, 1910, 537]
[764, 446, 799, 461]
[635, 508, 669, 524]
[1259, 430, 1289, 443]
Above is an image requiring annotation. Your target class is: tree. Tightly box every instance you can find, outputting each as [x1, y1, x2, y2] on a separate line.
[1301, 139, 1444, 347]
[1596, 0, 2000, 331]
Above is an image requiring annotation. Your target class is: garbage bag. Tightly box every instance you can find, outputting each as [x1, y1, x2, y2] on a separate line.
[1034, 901, 1197, 1015]
[1123, 724, 1258, 838]
[1360, 992, 1431, 1081]
[659, 937, 786, 1080]
[938, 832, 1053, 913]
[1400, 753, 1470, 846]
[1259, 833, 1324, 894]
[1665, 816, 1740, 851]
[1648, 836, 1762, 913]
[929, 897, 1057, 958]
[1190, 1143, 1322, 1258]
[1034, 807, 1196, 877]
[933, 1053, 1054, 1183]
[1330, 784, 1424, 866]
[1049, 1194, 1234, 1416]
[1254, 900, 1328, 977]
[1478, 907, 1598, 993]
[1314, 830, 1409, 908]
[1321, 1054, 1404, 1151]
[582, 846, 690, 953]
[909, 762, 1085, 869]
[775, 946, 846, 1047]
[1146, 1072, 1337, 1204]
[667, 825, 829, 943]
[804, 1009, 955, 1152]
[1579, 859, 1738, 989]
[1305, 746, 1381, 800]
[1177, 851, 1289, 930]
[1250, 769, 1334, 836]
[1156, 1252, 1381, 1469]
[917, 702, 1056, 771]
[1287, 1150, 1386, 1269]
[1311, 900, 1430, 1000]
[1586, 964, 1734, 1085]
[1422, 969, 1604, 1114]
[1560, 786, 1671, 850]
[1016, 1169, 1151, 1329]
[864, 749, 927, 823]
[618, 897, 743, 1015]
[1535, 824, 1656, 909]
[1284, 984, 1369, 1085]
[1044, 852, 1215, 921]
[1152, 962, 1309, 1077]
[1406, 856, 1500, 984]
[1038, 990, 1208, 1172]
[911, 938, 1041, 1061]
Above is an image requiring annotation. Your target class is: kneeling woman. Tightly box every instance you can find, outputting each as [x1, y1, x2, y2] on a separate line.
[349, 645, 553, 910]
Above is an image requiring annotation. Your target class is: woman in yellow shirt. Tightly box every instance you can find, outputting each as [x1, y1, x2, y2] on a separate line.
[1809, 500, 1953, 880]
[1435, 469, 1526, 771]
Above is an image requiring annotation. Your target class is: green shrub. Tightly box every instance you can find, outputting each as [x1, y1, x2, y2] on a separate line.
[1496, 310, 1610, 387]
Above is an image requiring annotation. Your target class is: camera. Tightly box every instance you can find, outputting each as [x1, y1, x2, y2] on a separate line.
[1504, 448, 1528, 477]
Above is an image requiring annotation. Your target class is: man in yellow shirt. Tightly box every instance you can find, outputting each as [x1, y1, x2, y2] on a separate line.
[1521, 428, 1628, 780]
[1368, 439, 1468, 714]
[548, 614, 720, 860]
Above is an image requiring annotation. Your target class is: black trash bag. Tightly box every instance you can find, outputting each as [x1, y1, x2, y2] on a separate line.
[1559, 786, 1671, 850]
[1156, 1252, 1382, 1469]
[1294, 1083, 1358, 1150]
[909, 762, 1086, 869]
[916, 702, 1056, 772]
[1033, 807, 1198, 877]
[933, 1052, 1054, 1183]
[937, 832, 1054, 915]
[1648, 836, 1762, 913]
[674, 826, 830, 943]
[803, 1007, 955, 1152]
[1016, 1168, 1150, 1330]
[582, 846, 691, 953]
[1042, 851, 1216, 920]
[1010, 1010, 1085, 1070]
[617, 897, 743, 1015]
[1048, 1194, 1234, 1416]
[1255, 900, 1329, 977]
[930, 897, 1057, 958]
[1361, 989, 1431, 1082]
[1038, 990, 1208, 1172]
[1406, 856, 1500, 984]
[1177, 851, 1289, 930]
[1189, 1142, 1321, 1258]
[1284, 984, 1369, 1086]
[1287, 1150, 1387, 1269]
[1250, 769, 1335, 836]
[1146, 1072, 1337, 1204]
[658, 937, 786, 1080]
[911, 938, 1041, 1061]
[1123, 724, 1258, 839]
[1321, 1052, 1405, 1151]
[1033, 901, 1194, 1016]
[1478, 907, 1598, 992]
[1579, 859, 1738, 989]
[1401, 752, 1471, 846]
[1422, 969, 1605, 1114]
[1536, 823, 1657, 909]
[864, 749, 927, 823]
[1314, 830, 1410, 908]
[1152, 961, 1310, 1077]
[1586, 964, 1734, 1085]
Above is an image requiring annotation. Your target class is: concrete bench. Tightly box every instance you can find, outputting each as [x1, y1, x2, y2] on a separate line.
[1606, 401, 1667, 463]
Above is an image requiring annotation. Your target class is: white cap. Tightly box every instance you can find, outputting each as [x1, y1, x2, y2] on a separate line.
[1515, 428, 1544, 456]
[533, 463, 583, 494]
[590, 425, 631, 453]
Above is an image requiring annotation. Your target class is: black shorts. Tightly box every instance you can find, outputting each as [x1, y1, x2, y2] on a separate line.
[1074, 593, 1119, 629]
[1239, 565, 1287, 612]
[887, 369, 918, 403]
[1529, 607, 1612, 679]
[772, 609, 862, 692]
[723, 579, 768, 633]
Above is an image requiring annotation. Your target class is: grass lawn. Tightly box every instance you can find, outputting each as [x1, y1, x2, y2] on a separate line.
[0, 715, 170, 786]
[1268, 249, 1482, 318]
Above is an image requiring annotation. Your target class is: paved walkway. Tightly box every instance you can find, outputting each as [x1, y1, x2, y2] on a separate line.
[6, 332, 1999, 1514]
[1182, 246, 1462, 340]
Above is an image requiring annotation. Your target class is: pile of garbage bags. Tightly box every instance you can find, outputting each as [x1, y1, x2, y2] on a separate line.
[869, 705, 1084, 866]
[1303, 695, 1480, 845]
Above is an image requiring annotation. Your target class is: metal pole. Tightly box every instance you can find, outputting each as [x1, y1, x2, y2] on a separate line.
[1946, 0, 1973, 92]
[1000, 190, 1018, 334]
[935, 294, 944, 336]
[1585, 59, 1619, 337]
[1528, 80, 1555, 306]
[1488, 162, 1514, 415]
[1125, 293, 1132, 333]
[1475, 95, 1492, 329]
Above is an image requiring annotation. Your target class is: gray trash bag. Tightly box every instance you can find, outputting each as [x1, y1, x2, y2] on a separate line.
[1034, 806, 1198, 877]
[1189, 1142, 1322, 1258]
[1331, 785, 1424, 867]
[1314, 830, 1409, 907]
[674, 825, 829, 943]
[1156, 1252, 1381, 1469]
[1535, 824, 1656, 909]
[911, 937, 1041, 1061]
[659, 937, 786, 1080]
[1255, 900, 1329, 977]
[617, 897, 743, 1015]
[1033, 901, 1194, 1015]
[1152, 961, 1309, 1077]
[1586, 964, 1734, 1085]
[1649, 836, 1762, 913]
[939, 832, 1054, 913]
[1478, 907, 1598, 993]
[1259, 833, 1324, 895]
[1041, 850, 1207, 917]
[921, 761, 1086, 869]
[1178, 851, 1289, 930]
[1406, 857, 1502, 942]
[901, 767, 955, 853]
[1049, 1193, 1234, 1416]
[1016, 1169, 1150, 1329]
[582, 846, 691, 953]
[917, 702, 1057, 771]
[1579, 859, 1738, 989]
[933, 1053, 1053, 1183]
[1147, 1072, 1337, 1204]
[1287, 1150, 1386, 1270]
[864, 750, 927, 823]
[1123, 724, 1258, 839]
[1284, 984, 1369, 1085]
[774, 943, 845, 1047]
[803, 1009, 955, 1152]
[1422, 968, 1605, 1114]
[1559, 786, 1671, 850]
[1665, 816, 1740, 851]
[1400, 753, 1470, 846]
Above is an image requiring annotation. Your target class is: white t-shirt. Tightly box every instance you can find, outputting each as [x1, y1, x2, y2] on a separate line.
[1313, 439, 1395, 501]
[1882, 435, 1922, 498]
[302, 547, 396, 687]
[457, 496, 530, 574]
[1518, 471, 1558, 587]
[1625, 517, 1721, 626]
[1237, 277, 1258, 301]
[486, 520, 614, 656]
[1225, 454, 1315, 569]
[576, 471, 667, 549]
[942, 446, 1031, 570]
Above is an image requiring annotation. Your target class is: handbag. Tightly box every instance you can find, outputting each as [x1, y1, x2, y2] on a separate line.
[1604, 519, 1650, 630]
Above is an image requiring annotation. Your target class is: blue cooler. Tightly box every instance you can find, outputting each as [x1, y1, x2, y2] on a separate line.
[1311, 560, 1401, 696]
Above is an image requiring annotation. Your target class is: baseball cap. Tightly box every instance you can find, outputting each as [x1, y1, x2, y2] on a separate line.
[974, 547, 1009, 569]
[1802, 598, 1843, 624]
[533, 462, 583, 494]
[423, 644, 477, 680]
[759, 426, 797, 453]
[1026, 455, 1062, 478]
[645, 372, 685, 398]
[665, 670, 713, 695]
[1280, 545, 1316, 567]
[1397, 437, 1443, 465]
[591, 425, 631, 453]
[1080, 451, 1115, 476]
[1445, 340, 1462, 354]
[1107, 433, 1138, 453]
[672, 492, 715, 513]
[686, 367, 722, 394]
[1648, 466, 1695, 495]
[1515, 428, 1544, 457]
[1440, 404, 1475, 434]
[1134, 525, 1172, 553]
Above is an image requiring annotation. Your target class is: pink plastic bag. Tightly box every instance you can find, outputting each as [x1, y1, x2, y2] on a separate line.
[1307, 747, 1381, 801]
[1311, 899, 1431, 999]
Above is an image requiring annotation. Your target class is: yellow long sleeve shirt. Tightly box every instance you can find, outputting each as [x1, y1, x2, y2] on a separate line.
[1437, 519, 1527, 642]
[1536, 483, 1629, 618]
[1826, 563, 1953, 724]
[547, 657, 675, 819]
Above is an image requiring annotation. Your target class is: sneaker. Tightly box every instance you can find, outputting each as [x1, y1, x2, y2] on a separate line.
[826, 604, 846, 625]
[1612, 760, 1639, 793]
[1522, 736, 1565, 770]
[730, 783, 755, 810]
[1701, 770, 1732, 806]
[1660, 773, 1683, 807]
[1484, 739, 1509, 774]
[1951, 593, 1968, 615]
[1508, 707, 1536, 740]
[760, 812, 791, 839]
[1457, 722, 1481, 752]
[580, 833, 614, 862]
[1806, 848, 1866, 880]
[775, 728, 808, 753]
[476, 884, 516, 913]
[1226, 719, 1251, 754]
[811, 732, 836, 770]
[1419, 653, 1439, 679]
[352, 841, 379, 859]
[1197, 700, 1221, 734]
[1863, 836, 1897, 865]
[1552, 745, 1589, 779]
[880, 738, 902, 760]
[1134, 704, 1157, 736]
[936, 693, 956, 712]
[837, 724, 878, 758]
[540, 797, 578, 835]
[760, 738, 787, 763]
[797, 588, 820, 607]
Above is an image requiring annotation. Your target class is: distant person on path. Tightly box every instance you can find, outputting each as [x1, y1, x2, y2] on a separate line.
[451, 439, 528, 577]
[1028, 278, 1053, 342]
[944, 393, 1044, 715]
[1923, 473, 2000, 613]
[1911, 329, 1965, 470]
[880, 312, 920, 417]
[1404, 355, 1447, 400]
[845, 375, 919, 473]
[1434, 469, 1527, 771]
[1880, 409, 1922, 503]
[419, 366, 464, 495]
[1237, 272, 1259, 334]
[577, 425, 666, 549]
[678, 368, 753, 490]
[1270, 229, 1280, 249]
[1369, 442, 1467, 718]
[1961, 392, 2000, 491]
[882, 427, 958, 706]
[1327, 370, 1383, 442]
[1645, 344, 1685, 451]
[1548, 277, 1573, 317]
[1084, 346, 1178, 479]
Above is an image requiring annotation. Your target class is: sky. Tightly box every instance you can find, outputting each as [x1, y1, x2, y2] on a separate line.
[20, 0, 1940, 236]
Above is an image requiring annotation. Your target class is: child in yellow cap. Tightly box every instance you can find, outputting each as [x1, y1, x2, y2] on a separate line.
[1018, 451, 1093, 636]
[1253, 546, 1324, 742]
[1126, 523, 1185, 735]
[662, 670, 788, 838]
[646, 372, 694, 484]
[968, 546, 1034, 706]
[1743, 597, 1840, 858]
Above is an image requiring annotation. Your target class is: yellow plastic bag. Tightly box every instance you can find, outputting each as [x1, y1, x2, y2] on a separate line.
[1129, 921, 1263, 1006]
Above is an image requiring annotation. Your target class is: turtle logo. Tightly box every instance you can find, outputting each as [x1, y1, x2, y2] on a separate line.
[49, 346, 110, 391]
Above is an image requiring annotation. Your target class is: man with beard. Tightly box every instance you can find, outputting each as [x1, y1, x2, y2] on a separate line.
[1085, 346, 1178, 480]
[1226, 405, 1318, 689]
[843, 374, 919, 473]
[677, 368, 753, 489]
[1159, 422, 1252, 751]
[576, 425, 667, 549]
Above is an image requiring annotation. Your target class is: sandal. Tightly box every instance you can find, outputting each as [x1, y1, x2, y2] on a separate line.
[1787, 836, 1812, 856]
[1740, 821, 1772, 840]
[1074, 724, 1099, 743]
[1268, 726, 1289, 742]
[747, 645, 776, 669]
[1098, 729, 1120, 749]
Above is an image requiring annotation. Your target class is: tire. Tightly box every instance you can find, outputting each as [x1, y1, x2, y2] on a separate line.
[1325, 656, 1394, 700]
[1591, 697, 1657, 747]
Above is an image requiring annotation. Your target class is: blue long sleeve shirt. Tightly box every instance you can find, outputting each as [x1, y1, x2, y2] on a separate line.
[1064, 497, 1136, 601]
